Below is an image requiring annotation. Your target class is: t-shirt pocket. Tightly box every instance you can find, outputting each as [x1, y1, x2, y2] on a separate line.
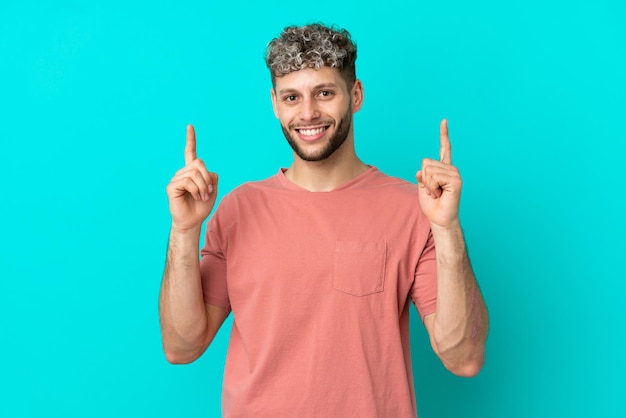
[333, 240, 386, 296]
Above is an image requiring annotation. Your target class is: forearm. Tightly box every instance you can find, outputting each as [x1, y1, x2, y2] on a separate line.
[430, 221, 489, 376]
[159, 226, 210, 363]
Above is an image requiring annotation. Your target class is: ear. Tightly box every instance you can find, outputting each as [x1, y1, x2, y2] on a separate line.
[351, 80, 364, 113]
[270, 87, 279, 118]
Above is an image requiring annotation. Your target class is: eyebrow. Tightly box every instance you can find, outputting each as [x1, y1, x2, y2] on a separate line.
[277, 83, 340, 95]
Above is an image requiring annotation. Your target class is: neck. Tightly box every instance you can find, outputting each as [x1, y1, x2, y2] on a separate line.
[284, 138, 369, 192]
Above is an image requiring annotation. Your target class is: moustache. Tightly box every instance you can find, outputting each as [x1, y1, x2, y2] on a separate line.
[289, 120, 335, 130]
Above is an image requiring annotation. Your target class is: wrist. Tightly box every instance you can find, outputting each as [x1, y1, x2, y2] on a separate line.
[430, 219, 462, 237]
[429, 219, 468, 265]
[170, 224, 202, 239]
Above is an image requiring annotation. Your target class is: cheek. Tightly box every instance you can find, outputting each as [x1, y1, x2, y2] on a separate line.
[280, 108, 301, 123]
[277, 113, 293, 128]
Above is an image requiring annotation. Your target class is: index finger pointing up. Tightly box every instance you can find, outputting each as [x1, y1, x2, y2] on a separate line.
[184, 124, 197, 165]
[439, 119, 452, 165]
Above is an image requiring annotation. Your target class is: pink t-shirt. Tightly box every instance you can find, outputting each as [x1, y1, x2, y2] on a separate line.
[200, 167, 437, 417]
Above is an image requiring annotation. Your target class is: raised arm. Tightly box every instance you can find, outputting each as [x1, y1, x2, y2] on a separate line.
[159, 125, 228, 364]
[416, 119, 489, 377]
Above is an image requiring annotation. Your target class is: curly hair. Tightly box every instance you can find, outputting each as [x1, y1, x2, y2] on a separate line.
[265, 23, 357, 87]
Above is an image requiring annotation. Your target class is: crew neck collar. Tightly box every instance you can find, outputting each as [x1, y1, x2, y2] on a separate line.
[275, 166, 378, 192]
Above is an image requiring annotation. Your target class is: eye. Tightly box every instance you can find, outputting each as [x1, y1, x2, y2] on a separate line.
[318, 90, 334, 98]
[283, 95, 297, 102]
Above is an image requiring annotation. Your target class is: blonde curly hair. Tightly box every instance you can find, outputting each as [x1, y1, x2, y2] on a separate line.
[265, 23, 357, 87]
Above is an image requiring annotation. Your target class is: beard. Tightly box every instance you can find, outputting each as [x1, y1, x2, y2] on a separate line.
[281, 107, 353, 162]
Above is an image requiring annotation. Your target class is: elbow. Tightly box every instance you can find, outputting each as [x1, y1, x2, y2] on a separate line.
[434, 335, 486, 378]
[160, 324, 214, 365]
[445, 355, 484, 378]
[164, 350, 199, 365]
[432, 323, 488, 378]
[162, 345, 203, 365]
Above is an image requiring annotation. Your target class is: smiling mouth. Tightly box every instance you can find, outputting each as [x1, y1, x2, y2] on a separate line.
[296, 126, 328, 136]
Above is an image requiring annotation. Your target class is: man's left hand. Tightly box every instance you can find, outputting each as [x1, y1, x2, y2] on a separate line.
[416, 119, 462, 228]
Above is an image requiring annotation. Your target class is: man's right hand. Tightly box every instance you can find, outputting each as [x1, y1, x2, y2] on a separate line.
[166, 125, 219, 231]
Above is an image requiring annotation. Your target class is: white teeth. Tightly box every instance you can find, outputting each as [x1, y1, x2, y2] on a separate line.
[299, 127, 326, 136]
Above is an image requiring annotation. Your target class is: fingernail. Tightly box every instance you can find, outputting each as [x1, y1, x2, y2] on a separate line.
[208, 184, 214, 193]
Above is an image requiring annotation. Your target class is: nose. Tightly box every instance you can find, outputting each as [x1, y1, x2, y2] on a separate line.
[299, 97, 320, 121]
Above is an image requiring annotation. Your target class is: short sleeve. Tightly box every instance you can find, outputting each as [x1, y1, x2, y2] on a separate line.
[410, 229, 437, 322]
[200, 207, 231, 311]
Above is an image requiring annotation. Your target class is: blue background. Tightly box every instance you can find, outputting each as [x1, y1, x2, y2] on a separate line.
[1, 0, 624, 416]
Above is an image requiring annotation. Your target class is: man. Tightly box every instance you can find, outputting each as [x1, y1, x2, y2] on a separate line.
[159, 23, 488, 417]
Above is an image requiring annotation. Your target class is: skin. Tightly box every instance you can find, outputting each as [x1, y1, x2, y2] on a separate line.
[270, 66, 367, 191]
[417, 119, 489, 377]
[159, 125, 227, 364]
[159, 66, 488, 376]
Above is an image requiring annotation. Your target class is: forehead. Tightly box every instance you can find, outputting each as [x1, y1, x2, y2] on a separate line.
[274, 66, 347, 93]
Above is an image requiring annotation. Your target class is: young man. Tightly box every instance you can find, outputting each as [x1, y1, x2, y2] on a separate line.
[160, 23, 488, 417]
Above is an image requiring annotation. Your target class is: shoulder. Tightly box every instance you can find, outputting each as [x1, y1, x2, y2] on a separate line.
[225, 173, 282, 199]
[363, 168, 430, 225]
[364, 168, 420, 196]
[214, 172, 282, 210]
